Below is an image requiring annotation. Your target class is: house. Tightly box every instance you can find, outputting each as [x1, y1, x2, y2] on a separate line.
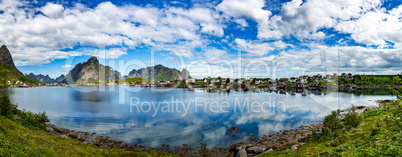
[210, 78, 219, 83]
[296, 82, 304, 88]
[254, 79, 263, 84]
[346, 73, 353, 79]
[186, 77, 195, 84]
[289, 77, 297, 83]
[203, 78, 208, 83]
[309, 83, 320, 89]
[279, 78, 287, 82]
[315, 74, 323, 81]
[279, 82, 287, 89]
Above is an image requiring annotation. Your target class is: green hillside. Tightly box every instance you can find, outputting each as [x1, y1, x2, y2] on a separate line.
[123, 77, 150, 83]
[261, 98, 402, 156]
[0, 65, 38, 86]
[0, 92, 176, 157]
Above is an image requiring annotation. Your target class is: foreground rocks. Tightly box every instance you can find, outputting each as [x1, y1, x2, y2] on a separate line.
[46, 104, 375, 157]
[47, 124, 157, 152]
[229, 104, 374, 157]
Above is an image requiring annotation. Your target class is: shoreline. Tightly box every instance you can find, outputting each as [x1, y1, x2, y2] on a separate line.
[45, 103, 381, 156]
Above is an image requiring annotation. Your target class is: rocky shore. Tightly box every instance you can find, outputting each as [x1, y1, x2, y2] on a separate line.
[45, 104, 376, 157]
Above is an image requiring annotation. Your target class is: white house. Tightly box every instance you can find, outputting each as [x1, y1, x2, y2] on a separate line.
[186, 77, 195, 84]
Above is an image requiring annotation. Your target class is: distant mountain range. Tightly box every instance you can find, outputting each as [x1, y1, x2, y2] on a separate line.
[62, 57, 121, 84]
[26, 73, 65, 84]
[127, 64, 191, 82]
[0, 45, 191, 85]
[0, 45, 38, 85]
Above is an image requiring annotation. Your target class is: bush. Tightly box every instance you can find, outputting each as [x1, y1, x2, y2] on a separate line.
[344, 105, 362, 128]
[391, 87, 402, 100]
[15, 109, 47, 131]
[200, 142, 211, 157]
[0, 92, 17, 118]
[323, 109, 342, 130]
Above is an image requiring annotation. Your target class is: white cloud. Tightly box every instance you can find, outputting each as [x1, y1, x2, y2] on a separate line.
[61, 64, 73, 69]
[335, 5, 402, 48]
[216, 0, 271, 35]
[0, 1, 224, 66]
[234, 38, 290, 56]
[258, 0, 383, 40]
[40, 3, 64, 18]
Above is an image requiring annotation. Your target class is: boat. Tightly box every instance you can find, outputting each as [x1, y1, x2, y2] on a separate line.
[18, 84, 29, 88]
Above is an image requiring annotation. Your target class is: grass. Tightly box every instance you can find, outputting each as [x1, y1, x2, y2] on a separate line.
[0, 65, 38, 85]
[260, 99, 402, 156]
[0, 92, 177, 157]
[0, 117, 177, 157]
[123, 77, 150, 83]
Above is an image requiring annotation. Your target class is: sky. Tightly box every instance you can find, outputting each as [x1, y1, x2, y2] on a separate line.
[0, 0, 402, 79]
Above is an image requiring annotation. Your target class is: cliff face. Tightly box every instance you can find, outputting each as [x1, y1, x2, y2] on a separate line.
[0, 45, 16, 68]
[62, 57, 122, 84]
[0, 45, 37, 84]
[127, 64, 191, 82]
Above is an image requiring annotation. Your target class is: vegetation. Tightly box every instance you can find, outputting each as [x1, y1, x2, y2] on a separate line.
[0, 65, 38, 86]
[339, 74, 402, 86]
[123, 77, 150, 83]
[0, 92, 176, 157]
[261, 97, 402, 156]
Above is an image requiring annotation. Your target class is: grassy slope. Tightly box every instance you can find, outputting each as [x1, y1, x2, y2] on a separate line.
[0, 117, 177, 157]
[0, 65, 38, 85]
[261, 100, 402, 156]
[123, 77, 150, 83]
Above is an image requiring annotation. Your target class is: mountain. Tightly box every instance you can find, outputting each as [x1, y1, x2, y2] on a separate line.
[55, 74, 65, 83]
[62, 57, 121, 84]
[0, 45, 38, 85]
[25, 73, 65, 84]
[127, 64, 191, 82]
[26, 73, 55, 84]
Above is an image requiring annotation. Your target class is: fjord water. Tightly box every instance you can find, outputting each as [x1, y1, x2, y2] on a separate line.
[2, 86, 395, 148]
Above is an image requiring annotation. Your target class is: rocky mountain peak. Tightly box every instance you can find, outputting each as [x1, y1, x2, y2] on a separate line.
[87, 56, 99, 65]
[0, 45, 16, 68]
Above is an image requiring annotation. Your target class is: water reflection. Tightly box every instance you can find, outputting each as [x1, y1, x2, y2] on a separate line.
[1, 86, 396, 148]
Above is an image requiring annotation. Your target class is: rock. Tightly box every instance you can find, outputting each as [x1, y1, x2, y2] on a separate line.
[291, 144, 299, 151]
[263, 148, 273, 153]
[13, 117, 21, 120]
[0, 45, 16, 68]
[247, 146, 265, 154]
[68, 134, 77, 139]
[46, 127, 54, 132]
[235, 149, 247, 157]
[375, 142, 382, 147]
[331, 140, 339, 147]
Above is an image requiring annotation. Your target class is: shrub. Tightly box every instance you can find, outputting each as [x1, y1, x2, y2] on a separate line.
[344, 105, 362, 128]
[0, 92, 17, 118]
[391, 87, 402, 100]
[323, 109, 342, 130]
[200, 142, 211, 157]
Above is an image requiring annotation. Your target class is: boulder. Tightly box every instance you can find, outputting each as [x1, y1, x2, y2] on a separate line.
[263, 148, 273, 153]
[235, 149, 247, 157]
[247, 146, 265, 154]
[331, 139, 339, 147]
[291, 144, 300, 151]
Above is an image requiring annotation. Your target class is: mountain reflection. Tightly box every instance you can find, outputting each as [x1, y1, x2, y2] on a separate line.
[5, 86, 396, 148]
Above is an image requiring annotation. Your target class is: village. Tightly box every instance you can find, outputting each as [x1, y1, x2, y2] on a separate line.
[126, 73, 358, 93]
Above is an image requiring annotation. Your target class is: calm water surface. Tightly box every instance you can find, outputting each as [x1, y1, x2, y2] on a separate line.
[2, 86, 396, 148]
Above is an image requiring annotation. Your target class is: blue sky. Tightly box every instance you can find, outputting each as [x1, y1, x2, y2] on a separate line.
[0, 0, 402, 78]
